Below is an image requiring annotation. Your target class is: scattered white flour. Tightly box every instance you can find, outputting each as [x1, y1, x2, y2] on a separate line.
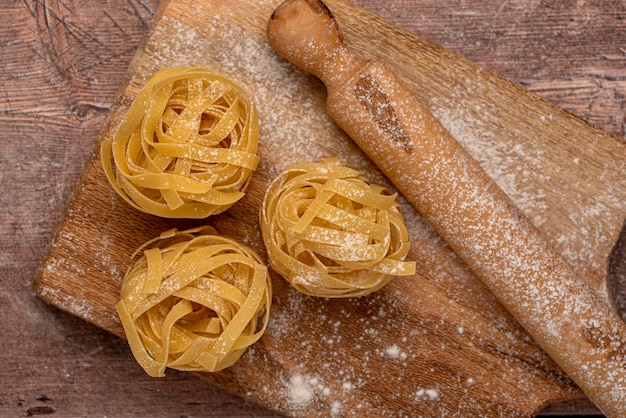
[415, 387, 441, 401]
[37, 285, 94, 321]
[387, 343, 401, 356]
[287, 374, 314, 407]
[385, 343, 407, 360]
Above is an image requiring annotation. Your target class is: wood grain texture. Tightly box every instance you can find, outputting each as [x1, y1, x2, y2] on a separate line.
[2, 0, 625, 416]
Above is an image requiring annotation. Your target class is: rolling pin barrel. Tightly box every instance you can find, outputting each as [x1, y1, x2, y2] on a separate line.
[267, 0, 626, 416]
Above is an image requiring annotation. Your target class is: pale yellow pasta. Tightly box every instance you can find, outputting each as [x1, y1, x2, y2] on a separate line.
[116, 226, 272, 377]
[101, 67, 259, 218]
[260, 158, 415, 297]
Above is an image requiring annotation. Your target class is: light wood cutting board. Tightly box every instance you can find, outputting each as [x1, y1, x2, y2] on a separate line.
[33, 0, 626, 416]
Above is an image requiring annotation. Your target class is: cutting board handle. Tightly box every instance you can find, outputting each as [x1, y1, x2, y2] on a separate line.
[267, 1, 626, 416]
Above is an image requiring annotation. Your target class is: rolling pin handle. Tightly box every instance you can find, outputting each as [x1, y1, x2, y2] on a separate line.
[267, 0, 367, 95]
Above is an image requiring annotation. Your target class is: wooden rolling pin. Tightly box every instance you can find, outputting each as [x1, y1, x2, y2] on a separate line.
[266, 0, 626, 416]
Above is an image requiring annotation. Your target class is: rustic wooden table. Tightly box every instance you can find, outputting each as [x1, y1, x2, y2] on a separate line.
[2, 0, 625, 416]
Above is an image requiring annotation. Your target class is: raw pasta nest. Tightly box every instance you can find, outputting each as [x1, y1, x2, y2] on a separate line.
[101, 67, 259, 218]
[260, 158, 415, 297]
[115, 226, 272, 377]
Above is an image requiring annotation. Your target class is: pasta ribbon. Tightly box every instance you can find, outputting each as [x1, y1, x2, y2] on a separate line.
[116, 226, 272, 377]
[102, 67, 260, 218]
[260, 158, 415, 297]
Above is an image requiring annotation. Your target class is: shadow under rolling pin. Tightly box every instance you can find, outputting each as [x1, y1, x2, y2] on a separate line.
[266, 0, 626, 416]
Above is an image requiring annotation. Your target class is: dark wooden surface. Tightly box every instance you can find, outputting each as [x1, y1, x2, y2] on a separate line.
[2, 0, 624, 416]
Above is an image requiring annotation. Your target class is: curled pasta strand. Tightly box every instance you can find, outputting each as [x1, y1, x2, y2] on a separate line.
[260, 157, 415, 297]
[102, 67, 260, 218]
[116, 226, 272, 377]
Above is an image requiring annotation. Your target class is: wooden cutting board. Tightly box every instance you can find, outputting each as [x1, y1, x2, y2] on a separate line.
[33, 0, 626, 416]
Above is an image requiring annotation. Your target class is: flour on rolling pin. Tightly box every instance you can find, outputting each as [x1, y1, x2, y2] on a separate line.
[267, 0, 626, 416]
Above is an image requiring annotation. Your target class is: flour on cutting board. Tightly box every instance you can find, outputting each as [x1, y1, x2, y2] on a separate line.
[37, 283, 93, 320]
[254, 281, 537, 416]
[415, 387, 441, 401]
[429, 93, 620, 299]
[286, 374, 315, 406]
[64, 2, 620, 415]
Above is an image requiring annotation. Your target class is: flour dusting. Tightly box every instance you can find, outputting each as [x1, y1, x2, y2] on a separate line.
[416, 387, 441, 401]
[287, 374, 315, 406]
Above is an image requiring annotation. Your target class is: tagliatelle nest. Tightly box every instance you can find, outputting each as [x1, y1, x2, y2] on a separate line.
[115, 226, 272, 377]
[101, 67, 259, 218]
[260, 157, 415, 297]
